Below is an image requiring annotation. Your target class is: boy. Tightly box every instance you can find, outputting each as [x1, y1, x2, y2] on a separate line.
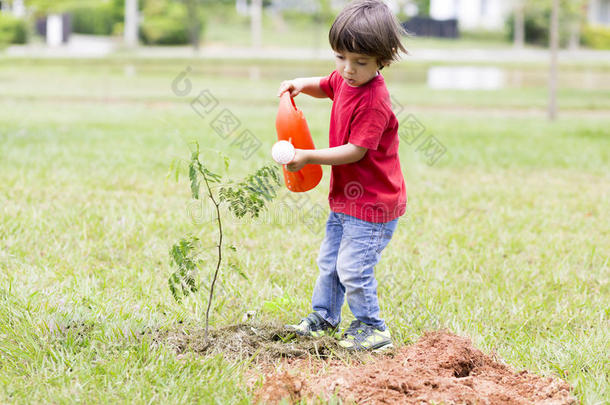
[278, 0, 407, 351]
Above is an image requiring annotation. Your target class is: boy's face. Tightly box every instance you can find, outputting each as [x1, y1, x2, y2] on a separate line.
[334, 50, 382, 87]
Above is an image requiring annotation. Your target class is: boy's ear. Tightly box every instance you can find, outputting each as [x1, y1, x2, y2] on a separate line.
[378, 59, 391, 70]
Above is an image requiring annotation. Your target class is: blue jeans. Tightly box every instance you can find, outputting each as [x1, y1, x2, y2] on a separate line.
[312, 211, 398, 331]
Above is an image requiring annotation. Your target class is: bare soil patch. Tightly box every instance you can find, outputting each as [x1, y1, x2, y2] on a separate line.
[255, 330, 578, 405]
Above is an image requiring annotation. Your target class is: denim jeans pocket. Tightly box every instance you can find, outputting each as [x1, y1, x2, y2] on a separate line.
[375, 219, 398, 254]
[341, 215, 379, 245]
[339, 214, 398, 255]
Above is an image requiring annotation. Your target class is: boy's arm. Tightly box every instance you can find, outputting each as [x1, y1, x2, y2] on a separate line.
[277, 77, 327, 98]
[286, 144, 367, 172]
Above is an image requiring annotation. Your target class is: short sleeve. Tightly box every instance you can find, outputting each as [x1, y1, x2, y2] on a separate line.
[348, 108, 388, 150]
[320, 70, 338, 100]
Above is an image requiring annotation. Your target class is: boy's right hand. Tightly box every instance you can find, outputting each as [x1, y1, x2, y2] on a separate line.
[277, 79, 304, 98]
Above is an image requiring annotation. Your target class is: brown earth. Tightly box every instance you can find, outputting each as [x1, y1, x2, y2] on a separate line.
[154, 323, 348, 364]
[255, 330, 578, 405]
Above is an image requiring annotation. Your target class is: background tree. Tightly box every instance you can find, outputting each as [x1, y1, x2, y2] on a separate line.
[564, 0, 587, 49]
[124, 0, 138, 47]
[412, 0, 430, 16]
[139, 0, 199, 46]
[548, 0, 559, 120]
[514, 0, 525, 48]
[507, 0, 587, 47]
[184, 0, 203, 50]
[250, 0, 262, 48]
[26, 0, 102, 15]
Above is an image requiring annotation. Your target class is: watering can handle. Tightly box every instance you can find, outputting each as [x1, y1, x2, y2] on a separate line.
[276, 92, 323, 192]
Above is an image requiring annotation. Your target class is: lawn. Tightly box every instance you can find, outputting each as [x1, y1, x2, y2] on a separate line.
[0, 57, 608, 404]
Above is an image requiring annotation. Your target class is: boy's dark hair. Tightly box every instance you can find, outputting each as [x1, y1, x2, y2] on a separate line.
[329, 0, 407, 68]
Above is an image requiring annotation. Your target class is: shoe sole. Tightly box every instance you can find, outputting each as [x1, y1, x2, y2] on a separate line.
[339, 340, 393, 352]
[372, 342, 394, 353]
[285, 326, 335, 338]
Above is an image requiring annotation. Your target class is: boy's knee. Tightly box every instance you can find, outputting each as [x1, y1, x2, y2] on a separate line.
[336, 262, 363, 287]
[317, 255, 336, 274]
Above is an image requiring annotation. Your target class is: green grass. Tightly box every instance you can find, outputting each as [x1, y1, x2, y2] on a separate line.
[0, 58, 608, 404]
[2, 58, 610, 109]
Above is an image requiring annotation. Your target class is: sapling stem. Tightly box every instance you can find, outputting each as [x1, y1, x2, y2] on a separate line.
[199, 162, 222, 341]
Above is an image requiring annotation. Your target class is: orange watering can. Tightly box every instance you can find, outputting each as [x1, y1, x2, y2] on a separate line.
[275, 92, 323, 192]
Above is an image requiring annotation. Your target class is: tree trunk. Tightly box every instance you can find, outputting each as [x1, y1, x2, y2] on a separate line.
[548, 0, 559, 121]
[124, 0, 138, 48]
[514, 0, 525, 48]
[186, 0, 201, 50]
[251, 0, 262, 49]
[568, 20, 580, 50]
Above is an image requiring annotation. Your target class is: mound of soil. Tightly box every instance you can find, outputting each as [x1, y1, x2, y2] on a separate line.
[256, 331, 577, 404]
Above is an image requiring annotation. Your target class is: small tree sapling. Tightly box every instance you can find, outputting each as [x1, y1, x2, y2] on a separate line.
[168, 141, 280, 339]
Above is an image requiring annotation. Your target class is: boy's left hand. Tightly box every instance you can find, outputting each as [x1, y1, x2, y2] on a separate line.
[286, 149, 309, 172]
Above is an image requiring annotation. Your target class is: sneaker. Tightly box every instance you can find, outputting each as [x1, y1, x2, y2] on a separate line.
[338, 320, 393, 352]
[285, 312, 337, 337]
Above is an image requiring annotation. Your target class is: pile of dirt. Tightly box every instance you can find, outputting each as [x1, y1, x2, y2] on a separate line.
[256, 331, 577, 404]
[155, 323, 345, 363]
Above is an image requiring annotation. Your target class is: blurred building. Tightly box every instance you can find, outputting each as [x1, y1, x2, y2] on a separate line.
[588, 0, 610, 26]
[430, 0, 509, 30]
[0, 0, 25, 17]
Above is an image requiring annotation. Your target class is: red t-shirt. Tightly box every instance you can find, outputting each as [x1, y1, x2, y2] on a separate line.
[319, 70, 407, 223]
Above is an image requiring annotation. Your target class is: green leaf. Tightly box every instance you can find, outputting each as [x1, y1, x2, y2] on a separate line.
[218, 165, 281, 219]
[214, 150, 230, 172]
[167, 158, 182, 182]
[189, 140, 200, 161]
[200, 165, 221, 183]
[168, 273, 182, 302]
[168, 236, 200, 302]
[189, 163, 199, 200]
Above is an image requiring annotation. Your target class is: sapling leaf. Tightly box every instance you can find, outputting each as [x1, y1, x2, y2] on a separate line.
[219, 165, 281, 218]
[168, 273, 181, 302]
[168, 236, 200, 302]
[189, 163, 199, 200]
[203, 167, 222, 183]
[190, 142, 200, 161]
[213, 150, 230, 172]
